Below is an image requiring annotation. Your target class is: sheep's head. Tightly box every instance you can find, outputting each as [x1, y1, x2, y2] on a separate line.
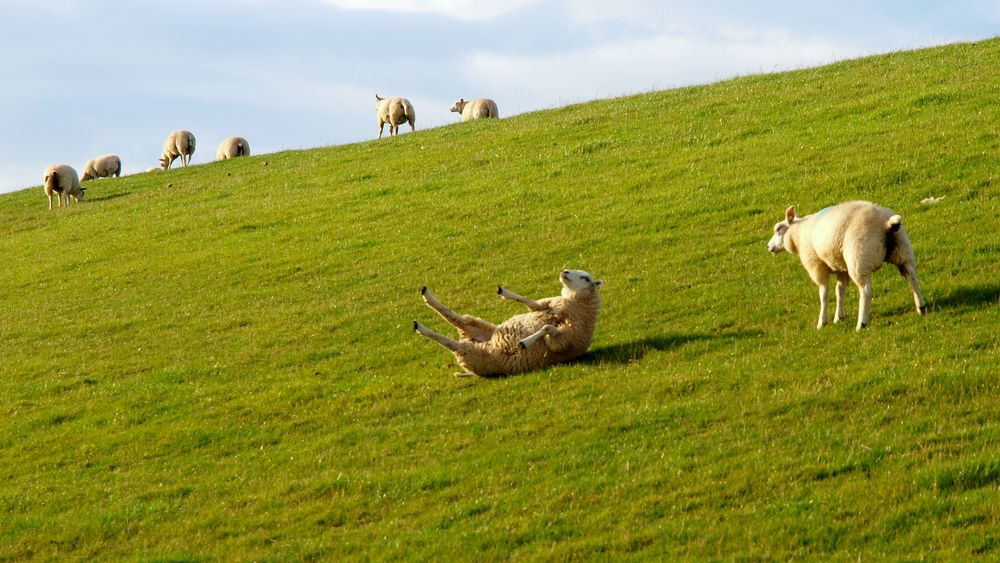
[449, 98, 467, 113]
[159, 157, 170, 170]
[560, 269, 602, 296]
[767, 206, 796, 254]
[75, 187, 86, 202]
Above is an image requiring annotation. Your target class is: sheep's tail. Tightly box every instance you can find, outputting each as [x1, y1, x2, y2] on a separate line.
[886, 215, 903, 232]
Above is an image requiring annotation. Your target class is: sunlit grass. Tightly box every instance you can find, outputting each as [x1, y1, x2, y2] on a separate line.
[1, 39, 998, 559]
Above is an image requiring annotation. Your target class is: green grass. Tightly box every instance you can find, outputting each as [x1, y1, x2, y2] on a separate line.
[2, 39, 999, 560]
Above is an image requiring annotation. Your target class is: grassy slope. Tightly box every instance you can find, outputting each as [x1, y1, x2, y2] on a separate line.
[2, 39, 999, 559]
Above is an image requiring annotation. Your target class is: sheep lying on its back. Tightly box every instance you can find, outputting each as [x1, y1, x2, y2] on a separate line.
[449, 97, 499, 122]
[768, 200, 927, 330]
[374, 94, 415, 139]
[414, 269, 602, 377]
[160, 130, 196, 169]
[43, 164, 85, 210]
[216, 136, 250, 161]
[81, 154, 121, 181]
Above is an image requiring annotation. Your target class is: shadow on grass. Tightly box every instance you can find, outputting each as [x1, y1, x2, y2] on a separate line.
[931, 284, 1000, 311]
[88, 192, 131, 203]
[580, 330, 758, 365]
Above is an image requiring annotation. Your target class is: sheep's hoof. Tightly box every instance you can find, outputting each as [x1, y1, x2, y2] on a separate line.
[518, 341, 527, 350]
[413, 320, 420, 332]
[919, 305, 928, 315]
[420, 286, 427, 295]
[497, 286, 503, 295]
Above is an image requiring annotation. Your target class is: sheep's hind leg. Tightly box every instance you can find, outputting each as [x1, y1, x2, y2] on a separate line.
[498, 286, 547, 311]
[421, 287, 495, 342]
[898, 264, 928, 315]
[413, 321, 479, 377]
[834, 273, 849, 323]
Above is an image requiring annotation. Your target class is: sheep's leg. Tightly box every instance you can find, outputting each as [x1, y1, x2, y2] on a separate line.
[519, 324, 557, 350]
[498, 286, 547, 311]
[378, 119, 385, 139]
[421, 287, 495, 342]
[409, 118, 415, 132]
[414, 320, 463, 351]
[817, 278, 830, 329]
[834, 273, 849, 323]
[898, 264, 928, 315]
[855, 275, 873, 330]
[47, 192, 54, 210]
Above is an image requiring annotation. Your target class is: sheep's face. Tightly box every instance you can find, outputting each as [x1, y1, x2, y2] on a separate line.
[768, 221, 789, 253]
[75, 187, 86, 202]
[449, 98, 467, 113]
[560, 269, 602, 294]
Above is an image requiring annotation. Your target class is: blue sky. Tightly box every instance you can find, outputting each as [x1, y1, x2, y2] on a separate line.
[1, 0, 997, 194]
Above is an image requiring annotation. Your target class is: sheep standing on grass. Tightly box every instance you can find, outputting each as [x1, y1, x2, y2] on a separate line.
[767, 201, 928, 330]
[449, 98, 499, 122]
[81, 154, 121, 181]
[374, 94, 415, 139]
[43, 164, 85, 210]
[414, 269, 603, 377]
[160, 130, 196, 169]
[216, 136, 250, 160]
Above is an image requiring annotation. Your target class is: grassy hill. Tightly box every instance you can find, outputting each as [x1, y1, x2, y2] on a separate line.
[2, 39, 999, 559]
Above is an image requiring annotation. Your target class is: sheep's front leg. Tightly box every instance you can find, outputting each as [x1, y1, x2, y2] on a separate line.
[834, 272, 849, 323]
[817, 278, 830, 329]
[498, 286, 547, 311]
[856, 276, 873, 330]
[519, 324, 557, 350]
[414, 321, 462, 351]
[47, 193, 54, 210]
[378, 119, 385, 139]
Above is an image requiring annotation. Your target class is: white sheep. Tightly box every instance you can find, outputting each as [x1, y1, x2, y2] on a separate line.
[80, 154, 121, 181]
[216, 136, 250, 161]
[767, 200, 928, 330]
[449, 97, 499, 122]
[145, 166, 160, 173]
[160, 130, 196, 169]
[43, 164, 85, 210]
[414, 269, 603, 377]
[374, 94, 416, 139]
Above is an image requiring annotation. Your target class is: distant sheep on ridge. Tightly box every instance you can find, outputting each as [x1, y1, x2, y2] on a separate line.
[374, 94, 415, 139]
[160, 130, 196, 169]
[449, 98, 499, 122]
[43, 164, 85, 210]
[216, 136, 250, 161]
[81, 154, 121, 181]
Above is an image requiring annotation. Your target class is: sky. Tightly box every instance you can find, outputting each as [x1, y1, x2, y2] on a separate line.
[1, 0, 998, 194]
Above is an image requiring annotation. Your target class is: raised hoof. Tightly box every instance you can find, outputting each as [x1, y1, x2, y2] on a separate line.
[518, 341, 527, 350]
[497, 286, 503, 295]
[420, 286, 428, 295]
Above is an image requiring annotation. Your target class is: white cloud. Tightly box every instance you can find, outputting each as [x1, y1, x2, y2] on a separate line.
[321, 0, 541, 21]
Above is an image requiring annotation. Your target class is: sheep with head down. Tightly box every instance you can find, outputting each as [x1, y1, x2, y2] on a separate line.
[449, 97, 499, 122]
[81, 154, 121, 181]
[160, 130, 196, 169]
[216, 136, 250, 161]
[43, 164, 85, 210]
[767, 200, 927, 330]
[414, 269, 602, 377]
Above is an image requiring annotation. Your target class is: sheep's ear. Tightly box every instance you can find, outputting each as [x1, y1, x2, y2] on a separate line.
[785, 206, 796, 223]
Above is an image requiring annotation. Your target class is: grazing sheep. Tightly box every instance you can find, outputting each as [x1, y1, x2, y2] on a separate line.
[43, 164, 85, 210]
[414, 269, 603, 377]
[767, 201, 928, 330]
[374, 94, 416, 139]
[449, 97, 499, 122]
[80, 154, 121, 181]
[216, 136, 250, 161]
[159, 130, 196, 169]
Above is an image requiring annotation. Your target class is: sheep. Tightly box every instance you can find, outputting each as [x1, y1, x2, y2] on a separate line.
[80, 154, 121, 181]
[414, 269, 603, 377]
[767, 200, 928, 330]
[449, 97, 499, 122]
[145, 166, 160, 173]
[43, 164, 85, 210]
[160, 130, 196, 169]
[216, 136, 250, 161]
[374, 94, 416, 139]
